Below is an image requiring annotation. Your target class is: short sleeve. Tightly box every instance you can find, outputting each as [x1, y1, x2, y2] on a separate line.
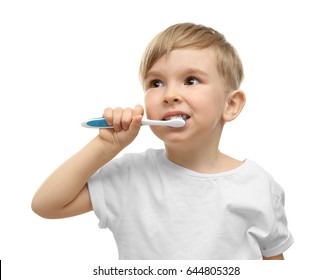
[88, 156, 129, 231]
[259, 185, 294, 257]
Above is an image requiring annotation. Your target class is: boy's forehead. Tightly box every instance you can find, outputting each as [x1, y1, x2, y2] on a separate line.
[147, 47, 218, 75]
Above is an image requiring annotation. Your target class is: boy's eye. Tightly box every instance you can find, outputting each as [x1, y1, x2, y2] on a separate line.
[184, 76, 200, 85]
[150, 80, 164, 88]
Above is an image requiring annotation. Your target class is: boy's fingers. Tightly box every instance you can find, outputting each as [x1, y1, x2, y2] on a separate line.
[133, 104, 144, 117]
[130, 104, 144, 132]
[111, 107, 123, 132]
[103, 108, 113, 124]
[123, 114, 142, 144]
[126, 104, 144, 134]
[129, 115, 143, 131]
[102, 105, 143, 134]
[122, 108, 133, 131]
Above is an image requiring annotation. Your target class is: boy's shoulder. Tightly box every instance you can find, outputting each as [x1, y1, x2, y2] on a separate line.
[217, 153, 276, 182]
[241, 159, 284, 196]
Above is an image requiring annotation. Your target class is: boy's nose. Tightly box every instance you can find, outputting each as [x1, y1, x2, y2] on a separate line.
[163, 90, 182, 104]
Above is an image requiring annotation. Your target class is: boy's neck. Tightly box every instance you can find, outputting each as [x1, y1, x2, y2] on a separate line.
[164, 143, 242, 174]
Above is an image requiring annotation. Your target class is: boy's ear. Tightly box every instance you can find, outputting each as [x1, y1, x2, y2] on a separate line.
[223, 89, 246, 122]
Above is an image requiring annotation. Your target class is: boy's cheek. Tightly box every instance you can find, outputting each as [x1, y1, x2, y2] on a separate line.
[144, 97, 159, 119]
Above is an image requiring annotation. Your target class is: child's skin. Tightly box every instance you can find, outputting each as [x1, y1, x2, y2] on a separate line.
[32, 46, 283, 260]
[144, 48, 244, 174]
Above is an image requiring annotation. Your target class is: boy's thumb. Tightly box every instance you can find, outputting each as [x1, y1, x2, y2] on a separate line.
[129, 115, 143, 133]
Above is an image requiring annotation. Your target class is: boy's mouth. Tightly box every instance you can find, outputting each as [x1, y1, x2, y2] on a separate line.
[162, 112, 191, 121]
[163, 115, 189, 121]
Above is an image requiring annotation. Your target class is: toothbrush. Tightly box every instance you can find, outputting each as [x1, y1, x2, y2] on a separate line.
[81, 117, 185, 128]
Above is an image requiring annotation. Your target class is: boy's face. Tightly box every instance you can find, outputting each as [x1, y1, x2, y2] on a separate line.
[143, 47, 228, 147]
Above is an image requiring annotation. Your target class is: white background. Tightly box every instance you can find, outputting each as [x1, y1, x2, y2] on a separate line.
[1, 0, 331, 279]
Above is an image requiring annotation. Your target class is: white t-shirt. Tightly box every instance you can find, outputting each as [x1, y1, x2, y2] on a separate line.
[88, 149, 293, 260]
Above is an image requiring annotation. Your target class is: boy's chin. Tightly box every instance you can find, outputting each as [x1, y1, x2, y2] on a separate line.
[151, 128, 189, 145]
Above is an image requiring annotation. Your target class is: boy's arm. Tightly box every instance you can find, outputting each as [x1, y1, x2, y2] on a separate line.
[31, 136, 120, 218]
[31, 105, 143, 219]
[262, 253, 284, 260]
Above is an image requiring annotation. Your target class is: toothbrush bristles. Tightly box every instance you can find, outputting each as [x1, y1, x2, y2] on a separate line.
[166, 118, 185, 127]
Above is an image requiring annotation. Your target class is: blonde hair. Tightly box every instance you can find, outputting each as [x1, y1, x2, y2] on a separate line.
[139, 22, 244, 91]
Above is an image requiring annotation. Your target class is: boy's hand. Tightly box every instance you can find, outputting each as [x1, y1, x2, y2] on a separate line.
[31, 105, 144, 219]
[98, 105, 144, 149]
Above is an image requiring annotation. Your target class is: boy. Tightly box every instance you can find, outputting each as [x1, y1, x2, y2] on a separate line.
[32, 23, 294, 260]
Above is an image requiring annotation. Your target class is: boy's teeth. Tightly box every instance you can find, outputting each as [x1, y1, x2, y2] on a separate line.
[165, 115, 187, 121]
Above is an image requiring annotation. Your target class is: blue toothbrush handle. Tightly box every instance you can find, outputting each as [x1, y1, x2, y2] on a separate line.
[81, 117, 112, 128]
[82, 117, 185, 128]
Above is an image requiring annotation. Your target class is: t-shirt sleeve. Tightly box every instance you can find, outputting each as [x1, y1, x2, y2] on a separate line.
[258, 181, 294, 257]
[88, 155, 129, 231]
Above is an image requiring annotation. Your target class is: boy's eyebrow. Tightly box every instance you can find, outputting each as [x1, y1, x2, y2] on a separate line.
[145, 70, 163, 80]
[145, 68, 209, 80]
[183, 68, 209, 77]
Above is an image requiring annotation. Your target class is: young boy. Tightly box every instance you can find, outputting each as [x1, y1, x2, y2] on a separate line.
[32, 23, 294, 260]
